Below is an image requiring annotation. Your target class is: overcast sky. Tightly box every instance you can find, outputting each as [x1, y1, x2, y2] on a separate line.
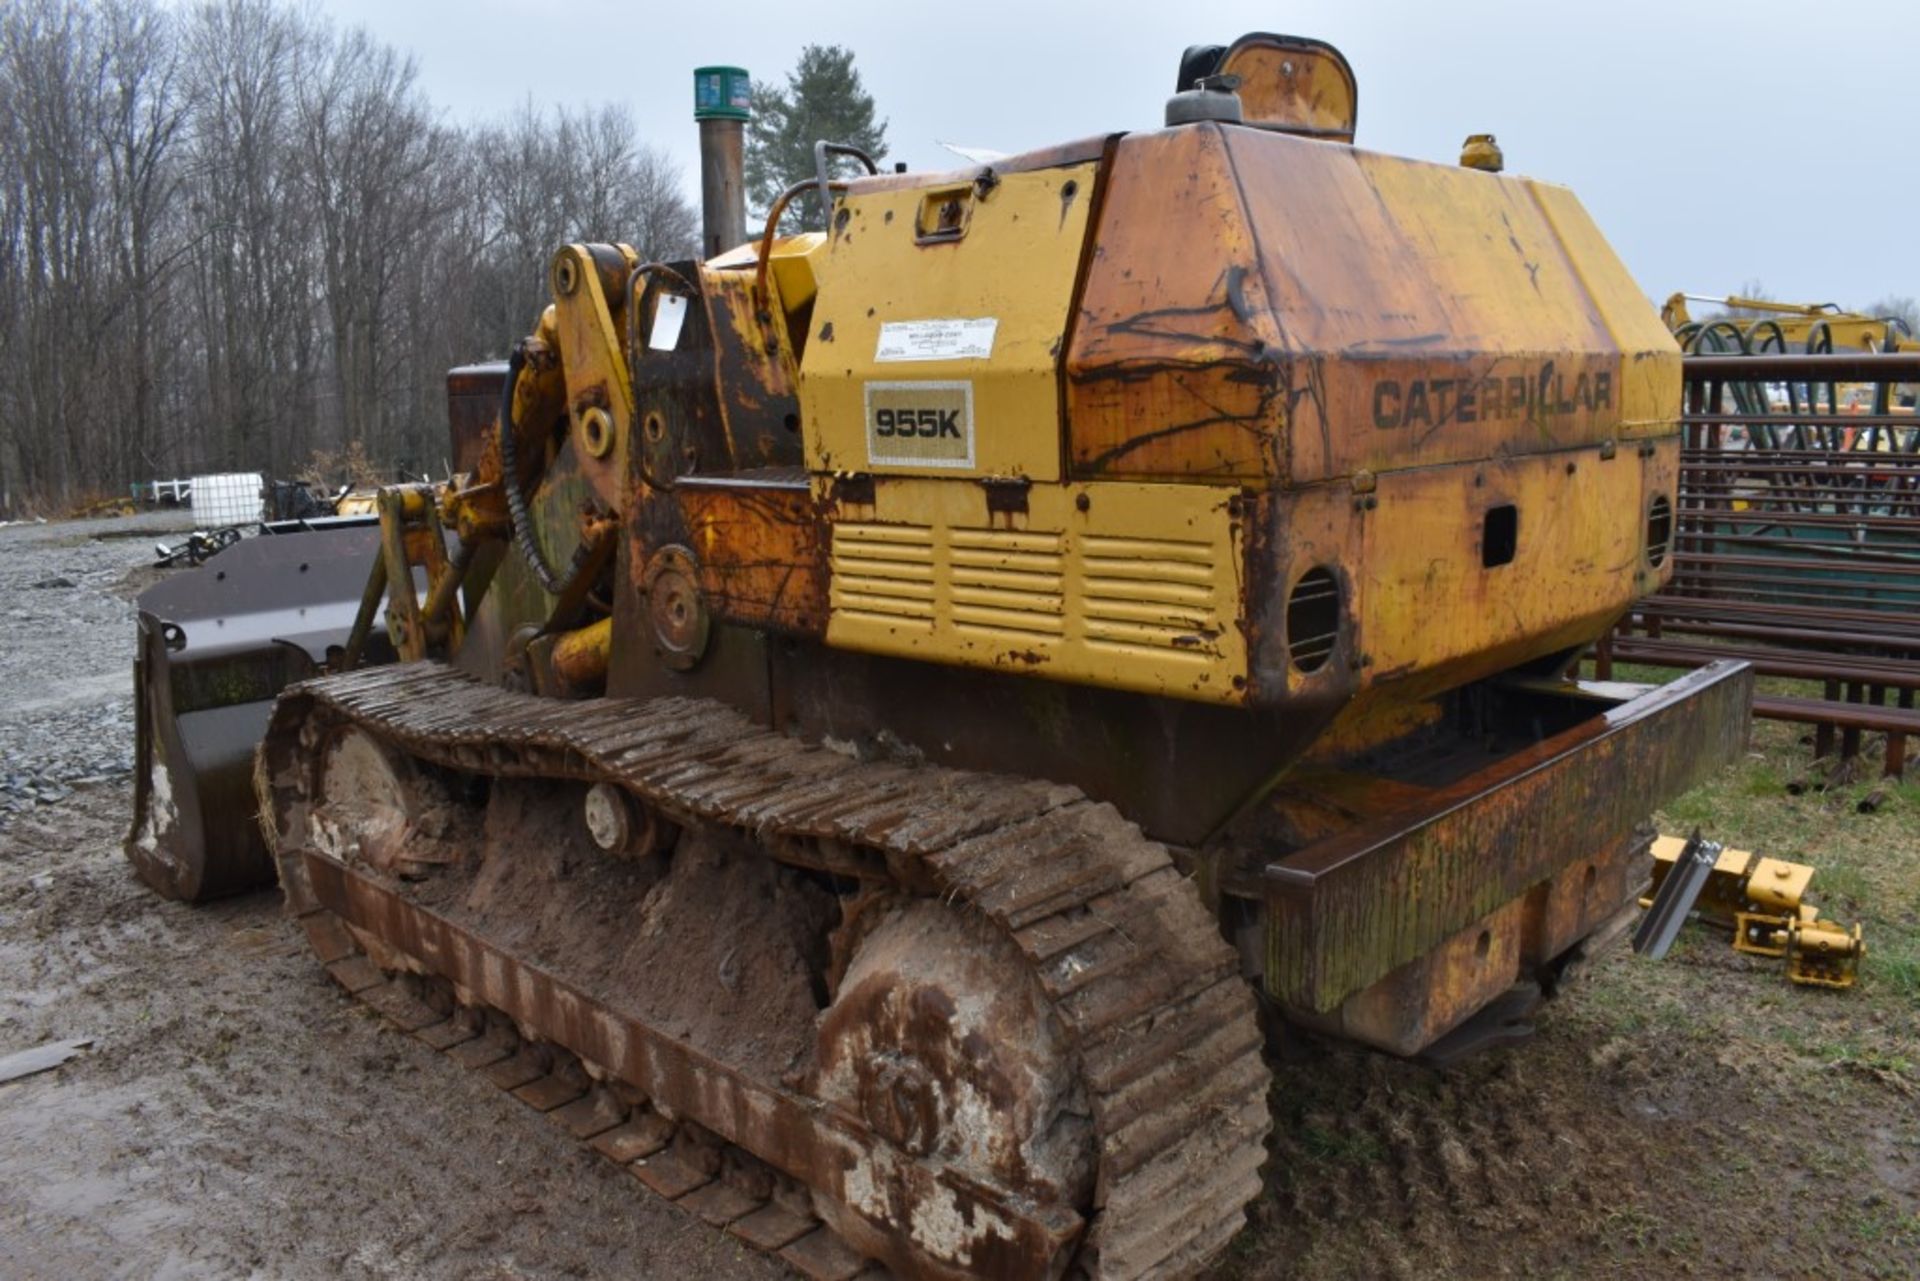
[316, 0, 1916, 311]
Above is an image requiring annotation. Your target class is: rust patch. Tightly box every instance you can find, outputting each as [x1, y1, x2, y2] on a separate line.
[674, 476, 826, 636]
[1065, 129, 1289, 482]
[700, 267, 805, 471]
[980, 477, 1030, 516]
[1264, 661, 1754, 1022]
[445, 363, 508, 476]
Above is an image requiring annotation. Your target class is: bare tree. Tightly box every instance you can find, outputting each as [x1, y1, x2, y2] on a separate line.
[94, 0, 186, 484]
[0, 0, 104, 501]
[466, 101, 696, 350]
[567, 103, 697, 260]
[179, 0, 313, 476]
[293, 24, 441, 462]
[0, 0, 703, 514]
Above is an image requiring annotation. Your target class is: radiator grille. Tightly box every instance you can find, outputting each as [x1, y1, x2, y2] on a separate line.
[823, 483, 1242, 702]
[830, 523, 935, 629]
[1080, 534, 1222, 656]
[831, 522, 1224, 655]
[950, 529, 1065, 641]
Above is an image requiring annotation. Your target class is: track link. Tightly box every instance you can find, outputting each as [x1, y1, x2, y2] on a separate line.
[257, 662, 1271, 1279]
[315, 943, 887, 1280]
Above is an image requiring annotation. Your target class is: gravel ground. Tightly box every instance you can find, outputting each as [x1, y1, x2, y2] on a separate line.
[0, 512, 188, 817]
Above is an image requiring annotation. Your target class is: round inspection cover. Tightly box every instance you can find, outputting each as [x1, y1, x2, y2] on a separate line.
[642, 545, 710, 671]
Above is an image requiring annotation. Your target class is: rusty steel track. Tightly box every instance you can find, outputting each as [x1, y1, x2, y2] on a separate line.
[256, 662, 1271, 1280]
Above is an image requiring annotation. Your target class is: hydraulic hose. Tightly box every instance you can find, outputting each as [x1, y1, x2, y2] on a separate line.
[498, 341, 569, 596]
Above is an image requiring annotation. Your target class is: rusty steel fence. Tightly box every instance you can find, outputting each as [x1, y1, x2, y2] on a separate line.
[1597, 350, 1920, 780]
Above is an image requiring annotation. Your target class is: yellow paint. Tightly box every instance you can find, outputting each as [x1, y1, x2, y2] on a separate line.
[507, 125, 1684, 731]
[823, 477, 1247, 702]
[707, 232, 826, 318]
[1662, 293, 1920, 354]
[1067, 127, 1684, 485]
[551, 616, 613, 690]
[801, 164, 1099, 482]
[1527, 183, 1682, 440]
[548, 244, 637, 512]
[1644, 835, 1864, 989]
[1283, 437, 1676, 707]
[1220, 36, 1355, 140]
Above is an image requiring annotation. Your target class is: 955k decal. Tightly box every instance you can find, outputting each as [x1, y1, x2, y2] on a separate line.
[864, 380, 975, 469]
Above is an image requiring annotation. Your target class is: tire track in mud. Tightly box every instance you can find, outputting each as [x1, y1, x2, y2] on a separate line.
[1235, 1028, 1674, 1279]
[1217, 968, 1920, 1281]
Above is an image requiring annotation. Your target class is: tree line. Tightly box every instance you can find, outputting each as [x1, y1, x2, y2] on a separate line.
[0, 0, 698, 514]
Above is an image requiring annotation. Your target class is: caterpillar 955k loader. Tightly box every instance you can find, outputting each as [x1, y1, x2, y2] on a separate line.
[247, 34, 1753, 1280]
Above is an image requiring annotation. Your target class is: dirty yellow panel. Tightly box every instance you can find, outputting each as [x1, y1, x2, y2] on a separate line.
[696, 266, 803, 470]
[1346, 439, 1678, 700]
[704, 233, 825, 327]
[1524, 184, 1683, 441]
[1233, 135, 1637, 480]
[801, 164, 1098, 482]
[822, 478, 1247, 703]
[1065, 125, 1677, 488]
[548, 244, 637, 515]
[1065, 127, 1286, 483]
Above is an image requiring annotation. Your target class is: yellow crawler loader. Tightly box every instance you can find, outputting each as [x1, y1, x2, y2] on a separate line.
[141, 32, 1754, 1280]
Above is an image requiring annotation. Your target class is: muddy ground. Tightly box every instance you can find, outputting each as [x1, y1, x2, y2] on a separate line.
[2, 514, 1916, 1279]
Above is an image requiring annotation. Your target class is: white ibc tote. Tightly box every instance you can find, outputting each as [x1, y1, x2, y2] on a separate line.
[189, 473, 264, 527]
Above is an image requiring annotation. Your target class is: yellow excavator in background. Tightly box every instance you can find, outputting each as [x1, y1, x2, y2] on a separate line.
[1663, 293, 1918, 425]
[1663, 292, 1918, 358]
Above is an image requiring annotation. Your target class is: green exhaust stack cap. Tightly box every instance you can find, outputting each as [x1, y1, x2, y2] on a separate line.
[694, 66, 752, 121]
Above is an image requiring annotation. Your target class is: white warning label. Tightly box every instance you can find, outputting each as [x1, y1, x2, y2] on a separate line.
[874, 317, 998, 363]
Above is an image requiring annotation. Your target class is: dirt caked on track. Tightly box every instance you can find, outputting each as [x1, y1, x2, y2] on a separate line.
[2, 516, 1917, 1279]
[256, 661, 1271, 1278]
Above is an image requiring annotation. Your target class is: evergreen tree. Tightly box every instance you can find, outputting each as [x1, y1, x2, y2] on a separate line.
[745, 45, 887, 232]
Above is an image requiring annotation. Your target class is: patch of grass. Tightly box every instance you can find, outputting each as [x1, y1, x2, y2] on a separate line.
[1839, 1201, 1920, 1253]
[1595, 661, 1684, 686]
[1867, 932, 1920, 1001]
[1813, 1039, 1914, 1076]
[1817, 861, 1875, 913]
[1662, 789, 1718, 829]
[1297, 1124, 1385, 1167]
[1598, 1204, 1660, 1253]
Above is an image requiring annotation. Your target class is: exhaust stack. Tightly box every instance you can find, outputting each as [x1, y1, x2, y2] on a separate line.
[693, 66, 751, 259]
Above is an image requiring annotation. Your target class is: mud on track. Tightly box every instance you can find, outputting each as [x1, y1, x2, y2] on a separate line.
[2, 514, 1915, 1280]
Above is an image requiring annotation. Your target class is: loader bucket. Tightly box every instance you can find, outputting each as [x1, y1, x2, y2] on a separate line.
[126, 523, 388, 900]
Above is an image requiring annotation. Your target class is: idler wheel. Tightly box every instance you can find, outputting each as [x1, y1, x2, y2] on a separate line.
[812, 898, 1094, 1277]
[581, 782, 674, 858]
